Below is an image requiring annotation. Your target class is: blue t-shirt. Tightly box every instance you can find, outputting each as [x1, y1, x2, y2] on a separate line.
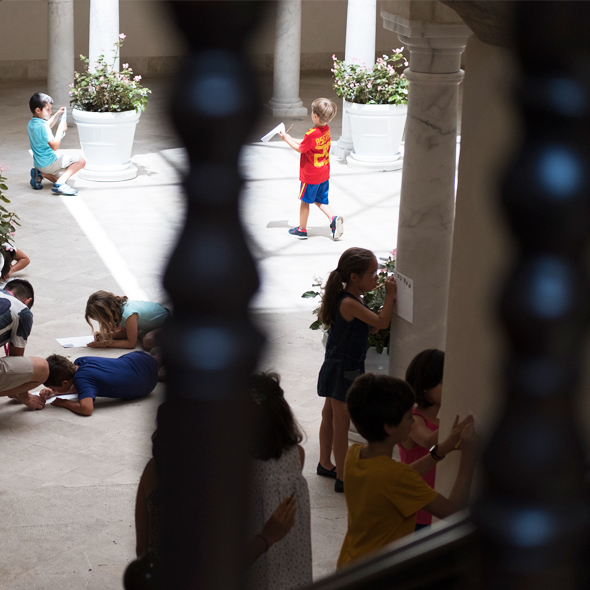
[73, 351, 158, 401]
[120, 300, 169, 332]
[28, 117, 57, 169]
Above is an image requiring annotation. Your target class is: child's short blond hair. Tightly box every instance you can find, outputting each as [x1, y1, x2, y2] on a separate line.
[312, 98, 337, 125]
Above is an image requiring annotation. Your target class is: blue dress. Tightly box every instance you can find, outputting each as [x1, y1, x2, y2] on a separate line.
[317, 292, 370, 402]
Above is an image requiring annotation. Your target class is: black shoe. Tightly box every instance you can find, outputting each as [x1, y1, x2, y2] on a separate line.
[317, 462, 337, 479]
[334, 478, 344, 493]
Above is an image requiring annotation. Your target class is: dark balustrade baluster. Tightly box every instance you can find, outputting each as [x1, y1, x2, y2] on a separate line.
[159, 2, 266, 589]
[473, 3, 590, 588]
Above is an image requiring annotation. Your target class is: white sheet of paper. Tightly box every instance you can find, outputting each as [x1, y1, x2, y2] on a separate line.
[28, 386, 78, 404]
[393, 270, 413, 323]
[57, 335, 93, 348]
[261, 122, 285, 143]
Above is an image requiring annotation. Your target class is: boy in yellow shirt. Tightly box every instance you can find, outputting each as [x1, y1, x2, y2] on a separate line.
[337, 374, 477, 568]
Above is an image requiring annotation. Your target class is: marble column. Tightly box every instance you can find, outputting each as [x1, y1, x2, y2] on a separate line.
[266, 0, 307, 116]
[48, 0, 74, 121]
[382, 16, 472, 378]
[89, 0, 120, 73]
[334, 0, 377, 161]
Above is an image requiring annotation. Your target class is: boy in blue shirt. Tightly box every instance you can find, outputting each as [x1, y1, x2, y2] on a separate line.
[40, 351, 158, 416]
[27, 92, 86, 196]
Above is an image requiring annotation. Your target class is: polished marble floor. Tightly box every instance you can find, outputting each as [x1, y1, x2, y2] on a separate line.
[0, 73, 403, 588]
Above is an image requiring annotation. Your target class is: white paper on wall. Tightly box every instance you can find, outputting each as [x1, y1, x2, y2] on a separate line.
[394, 270, 413, 323]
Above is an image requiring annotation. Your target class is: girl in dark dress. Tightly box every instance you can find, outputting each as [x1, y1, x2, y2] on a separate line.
[316, 247, 397, 492]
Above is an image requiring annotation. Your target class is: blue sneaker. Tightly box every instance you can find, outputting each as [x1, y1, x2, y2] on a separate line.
[30, 168, 42, 190]
[288, 226, 307, 239]
[51, 183, 78, 196]
[330, 216, 344, 240]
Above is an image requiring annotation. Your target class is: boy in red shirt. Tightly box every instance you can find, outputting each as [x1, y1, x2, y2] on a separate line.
[280, 98, 343, 240]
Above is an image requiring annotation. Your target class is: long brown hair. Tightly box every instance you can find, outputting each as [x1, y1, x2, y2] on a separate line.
[318, 247, 375, 327]
[250, 372, 303, 461]
[85, 290, 128, 342]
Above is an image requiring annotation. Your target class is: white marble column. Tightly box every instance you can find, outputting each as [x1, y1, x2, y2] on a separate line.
[266, 0, 307, 117]
[48, 0, 74, 121]
[89, 0, 120, 73]
[382, 17, 472, 379]
[334, 0, 377, 161]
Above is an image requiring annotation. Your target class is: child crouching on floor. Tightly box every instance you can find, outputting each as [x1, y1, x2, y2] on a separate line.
[40, 351, 158, 416]
[337, 373, 478, 568]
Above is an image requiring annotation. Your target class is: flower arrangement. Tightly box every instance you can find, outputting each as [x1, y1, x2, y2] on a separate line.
[70, 34, 151, 113]
[0, 166, 21, 246]
[331, 49, 409, 106]
[302, 249, 397, 354]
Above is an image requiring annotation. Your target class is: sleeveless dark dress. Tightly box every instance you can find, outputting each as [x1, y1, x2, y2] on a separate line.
[317, 292, 370, 402]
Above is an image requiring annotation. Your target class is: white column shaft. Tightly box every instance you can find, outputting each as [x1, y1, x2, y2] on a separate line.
[89, 0, 120, 72]
[344, 0, 377, 67]
[386, 24, 471, 379]
[335, 0, 377, 160]
[267, 0, 307, 116]
[48, 0, 74, 117]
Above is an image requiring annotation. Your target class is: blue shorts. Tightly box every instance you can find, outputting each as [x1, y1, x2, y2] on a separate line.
[299, 180, 329, 205]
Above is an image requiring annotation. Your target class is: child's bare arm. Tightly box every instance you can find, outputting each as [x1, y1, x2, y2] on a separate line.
[279, 132, 302, 153]
[47, 107, 64, 128]
[3, 249, 30, 280]
[408, 415, 439, 449]
[88, 314, 139, 349]
[52, 397, 94, 416]
[340, 277, 397, 330]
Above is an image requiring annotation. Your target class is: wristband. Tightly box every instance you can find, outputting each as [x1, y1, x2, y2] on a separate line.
[429, 444, 445, 462]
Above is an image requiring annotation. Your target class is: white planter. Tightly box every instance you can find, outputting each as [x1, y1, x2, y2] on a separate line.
[345, 101, 407, 171]
[72, 109, 140, 181]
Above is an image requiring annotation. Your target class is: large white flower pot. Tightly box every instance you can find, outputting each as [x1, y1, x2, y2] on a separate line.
[72, 109, 140, 181]
[345, 101, 407, 172]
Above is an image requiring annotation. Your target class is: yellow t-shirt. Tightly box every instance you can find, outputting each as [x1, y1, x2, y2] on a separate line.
[337, 444, 439, 568]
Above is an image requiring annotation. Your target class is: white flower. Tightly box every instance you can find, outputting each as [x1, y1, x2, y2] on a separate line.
[119, 33, 126, 39]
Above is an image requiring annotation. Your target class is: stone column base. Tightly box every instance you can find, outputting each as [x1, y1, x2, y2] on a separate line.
[334, 137, 354, 161]
[265, 98, 308, 117]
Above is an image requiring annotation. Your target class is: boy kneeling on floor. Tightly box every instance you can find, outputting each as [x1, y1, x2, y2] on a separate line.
[40, 351, 158, 416]
[337, 373, 478, 568]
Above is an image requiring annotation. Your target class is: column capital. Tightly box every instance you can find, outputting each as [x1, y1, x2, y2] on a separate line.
[381, 13, 472, 73]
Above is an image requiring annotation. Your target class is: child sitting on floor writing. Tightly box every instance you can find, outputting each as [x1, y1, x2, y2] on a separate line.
[85, 290, 169, 352]
[27, 92, 85, 195]
[40, 351, 158, 416]
[337, 373, 478, 568]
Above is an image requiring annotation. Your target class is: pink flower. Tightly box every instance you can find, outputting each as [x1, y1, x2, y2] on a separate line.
[134, 75, 142, 82]
[88, 85, 94, 91]
[377, 86, 382, 91]
[101, 84, 108, 88]
[99, 76, 104, 81]
[119, 33, 126, 39]
[69, 83, 74, 87]
[332, 54, 336, 60]
[123, 63, 129, 69]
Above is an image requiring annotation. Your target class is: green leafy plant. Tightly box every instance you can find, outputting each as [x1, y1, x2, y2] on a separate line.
[0, 167, 21, 246]
[302, 249, 397, 354]
[331, 50, 408, 106]
[70, 34, 151, 113]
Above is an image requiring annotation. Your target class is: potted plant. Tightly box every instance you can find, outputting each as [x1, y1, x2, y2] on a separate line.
[70, 34, 151, 181]
[0, 166, 22, 265]
[302, 249, 397, 355]
[332, 50, 408, 170]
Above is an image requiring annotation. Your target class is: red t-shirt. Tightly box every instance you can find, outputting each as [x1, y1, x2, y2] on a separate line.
[299, 124, 330, 184]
